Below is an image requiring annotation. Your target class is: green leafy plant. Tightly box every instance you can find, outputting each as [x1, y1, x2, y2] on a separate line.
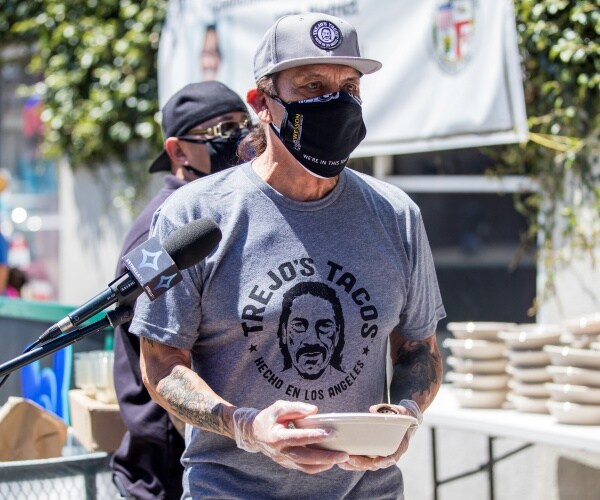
[489, 0, 599, 312]
[1, 0, 167, 192]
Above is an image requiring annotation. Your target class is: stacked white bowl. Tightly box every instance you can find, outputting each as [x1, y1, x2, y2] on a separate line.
[543, 313, 600, 425]
[443, 322, 513, 408]
[499, 324, 564, 414]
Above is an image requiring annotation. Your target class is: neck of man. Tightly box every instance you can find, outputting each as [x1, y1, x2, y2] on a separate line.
[252, 130, 339, 202]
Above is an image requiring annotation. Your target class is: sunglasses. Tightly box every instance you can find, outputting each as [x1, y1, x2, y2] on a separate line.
[178, 119, 251, 144]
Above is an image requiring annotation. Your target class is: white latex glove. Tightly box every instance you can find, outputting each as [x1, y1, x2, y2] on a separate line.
[233, 400, 349, 474]
[337, 399, 423, 472]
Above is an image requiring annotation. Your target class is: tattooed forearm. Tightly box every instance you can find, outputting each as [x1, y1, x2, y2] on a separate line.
[390, 335, 442, 409]
[157, 366, 232, 436]
[140, 338, 236, 437]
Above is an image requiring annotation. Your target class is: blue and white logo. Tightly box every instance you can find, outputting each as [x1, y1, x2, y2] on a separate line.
[155, 273, 178, 290]
[138, 249, 163, 271]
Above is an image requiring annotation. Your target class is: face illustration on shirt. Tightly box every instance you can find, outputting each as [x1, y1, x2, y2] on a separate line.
[278, 282, 345, 379]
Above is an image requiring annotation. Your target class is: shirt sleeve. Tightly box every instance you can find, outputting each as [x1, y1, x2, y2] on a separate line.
[129, 212, 204, 350]
[397, 210, 446, 340]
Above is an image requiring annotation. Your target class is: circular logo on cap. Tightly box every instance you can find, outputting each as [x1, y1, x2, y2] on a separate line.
[311, 21, 343, 51]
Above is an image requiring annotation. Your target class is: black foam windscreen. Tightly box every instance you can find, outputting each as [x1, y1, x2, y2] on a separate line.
[163, 218, 222, 270]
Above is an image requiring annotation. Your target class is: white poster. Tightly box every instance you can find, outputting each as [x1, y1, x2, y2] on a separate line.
[157, 0, 212, 108]
[158, 0, 527, 156]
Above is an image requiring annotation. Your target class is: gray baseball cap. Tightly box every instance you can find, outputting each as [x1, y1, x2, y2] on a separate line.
[253, 13, 382, 81]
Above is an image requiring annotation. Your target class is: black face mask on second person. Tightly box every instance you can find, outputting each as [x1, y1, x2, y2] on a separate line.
[270, 91, 367, 178]
[207, 136, 244, 173]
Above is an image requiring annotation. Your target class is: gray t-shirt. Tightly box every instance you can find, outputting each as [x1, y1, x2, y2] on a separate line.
[131, 162, 445, 499]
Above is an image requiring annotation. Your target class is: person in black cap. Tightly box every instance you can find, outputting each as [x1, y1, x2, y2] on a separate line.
[110, 81, 250, 500]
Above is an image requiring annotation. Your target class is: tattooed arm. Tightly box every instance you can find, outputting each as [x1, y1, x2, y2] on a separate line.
[139, 337, 236, 438]
[139, 336, 344, 473]
[388, 327, 443, 411]
[337, 329, 443, 471]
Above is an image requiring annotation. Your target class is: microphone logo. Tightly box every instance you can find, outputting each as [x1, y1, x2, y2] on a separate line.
[155, 273, 178, 290]
[139, 249, 163, 271]
[123, 236, 182, 301]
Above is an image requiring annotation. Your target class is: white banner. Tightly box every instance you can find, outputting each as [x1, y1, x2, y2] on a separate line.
[158, 0, 527, 156]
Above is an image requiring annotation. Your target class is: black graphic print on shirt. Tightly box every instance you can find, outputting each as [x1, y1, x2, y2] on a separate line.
[240, 257, 381, 402]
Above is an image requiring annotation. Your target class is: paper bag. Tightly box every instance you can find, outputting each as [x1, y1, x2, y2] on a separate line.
[0, 397, 67, 461]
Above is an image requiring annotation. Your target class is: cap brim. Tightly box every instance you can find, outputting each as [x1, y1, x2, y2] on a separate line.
[261, 56, 382, 79]
[148, 150, 171, 173]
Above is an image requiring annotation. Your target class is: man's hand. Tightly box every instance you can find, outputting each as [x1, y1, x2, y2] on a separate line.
[233, 400, 349, 474]
[336, 402, 421, 472]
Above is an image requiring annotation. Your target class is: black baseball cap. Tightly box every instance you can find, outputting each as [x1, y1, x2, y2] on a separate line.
[149, 81, 248, 173]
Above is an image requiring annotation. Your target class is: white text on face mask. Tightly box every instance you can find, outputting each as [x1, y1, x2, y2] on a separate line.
[302, 154, 345, 167]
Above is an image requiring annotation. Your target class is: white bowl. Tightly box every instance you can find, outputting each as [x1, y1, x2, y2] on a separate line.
[547, 401, 600, 425]
[563, 313, 600, 335]
[447, 371, 510, 390]
[498, 325, 564, 350]
[562, 332, 597, 349]
[507, 393, 550, 414]
[446, 356, 508, 374]
[505, 349, 550, 367]
[293, 412, 417, 456]
[506, 365, 553, 383]
[543, 345, 600, 370]
[451, 387, 507, 409]
[447, 322, 516, 340]
[442, 339, 506, 360]
[545, 383, 600, 405]
[508, 379, 550, 398]
[547, 365, 600, 387]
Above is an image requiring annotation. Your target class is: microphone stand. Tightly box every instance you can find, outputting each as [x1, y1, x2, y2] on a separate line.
[0, 307, 133, 379]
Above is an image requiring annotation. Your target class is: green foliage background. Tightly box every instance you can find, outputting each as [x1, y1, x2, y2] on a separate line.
[0, 0, 167, 174]
[491, 0, 599, 307]
[1, 0, 599, 304]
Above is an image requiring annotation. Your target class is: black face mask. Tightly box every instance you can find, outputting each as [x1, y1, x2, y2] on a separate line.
[186, 136, 244, 177]
[271, 92, 366, 178]
[207, 137, 243, 173]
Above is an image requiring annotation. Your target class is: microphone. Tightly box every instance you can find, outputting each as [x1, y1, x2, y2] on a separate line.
[38, 218, 222, 343]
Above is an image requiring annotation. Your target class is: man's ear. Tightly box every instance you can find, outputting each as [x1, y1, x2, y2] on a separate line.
[164, 138, 188, 165]
[246, 88, 268, 114]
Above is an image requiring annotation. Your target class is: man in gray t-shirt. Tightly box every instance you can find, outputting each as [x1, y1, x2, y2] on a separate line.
[132, 12, 445, 500]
